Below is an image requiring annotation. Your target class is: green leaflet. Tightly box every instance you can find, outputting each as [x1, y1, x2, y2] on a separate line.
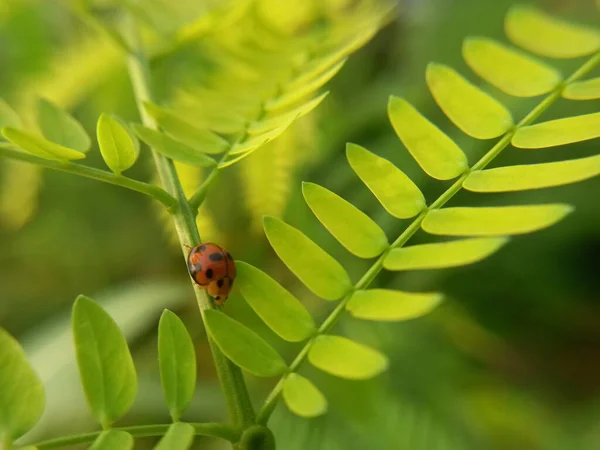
[387, 96, 467, 180]
[347, 290, 443, 322]
[2, 127, 86, 162]
[235, 262, 316, 342]
[512, 112, 600, 148]
[0, 329, 45, 441]
[563, 78, 600, 100]
[384, 237, 509, 271]
[505, 5, 600, 59]
[248, 92, 328, 136]
[266, 59, 345, 112]
[143, 103, 229, 154]
[283, 374, 327, 418]
[346, 143, 425, 219]
[422, 205, 573, 236]
[426, 63, 513, 139]
[263, 216, 352, 300]
[462, 37, 561, 97]
[464, 155, 600, 192]
[158, 310, 197, 421]
[204, 310, 287, 377]
[308, 335, 388, 380]
[0, 99, 22, 134]
[302, 182, 388, 258]
[229, 119, 295, 155]
[72, 296, 138, 428]
[97, 114, 139, 174]
[37, 98, 91, 152]
[133, 125, 216, 167]
[154, 422, 195, 450]
[90, 430, 133, 450]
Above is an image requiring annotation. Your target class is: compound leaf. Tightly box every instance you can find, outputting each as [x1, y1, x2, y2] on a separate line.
[2, 127, 86, 162]
[283, 374, 327, 418]
[97, 114, 139, 174]
[90, 430, 133, 450]
[154, 422, 195, 450]
[37, 98, 91, 152]
[347, 290, 443, 322]
[512, 112, 600, 148]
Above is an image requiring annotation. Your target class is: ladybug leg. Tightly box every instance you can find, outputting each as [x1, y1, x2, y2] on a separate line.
[183, 243, 193, 251]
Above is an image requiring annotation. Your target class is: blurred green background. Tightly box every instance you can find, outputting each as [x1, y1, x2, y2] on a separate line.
[1, 0, 600, 449]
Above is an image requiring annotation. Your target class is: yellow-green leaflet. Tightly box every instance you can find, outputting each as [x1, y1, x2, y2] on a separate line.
[308, 335, 388, 380]
[512, 112, 600, 148]
[266, 59, 345, 112]
[426, 63, 513, 139]
[37, 98, 91, 152]
[72, 296, 138, 427]
[2, 127, 86, 161]
[0, 98, 22, 134]
[90, 430, 133, 450]
[505, 5, 600, 58]
[346, 143, 425, 219]
[263, 216, 352, 300]
[388, 96, 467, 180]
[248, 92, 328, 136]
[462, 37, 561, 97]
[563, 78, 600, 100]
[154, 422, 195, 450]
[97, 114, 139, 174]
[347, 290, 443, 322]
[0, 329, 45, 440]
[283, 374, 327, 418]
[144, 103, 230, 154]
[464, 155, 600, 192]
[230, 118, 295, 155]
[422, 205, 573, 236]
[235, 262, 316, 342]
[204, 310, 287, 377]
[158, 311, 196, 421]
[302, 182, 388, 258]
[384, 237, 509, 271]
[133, 125, 216, 167]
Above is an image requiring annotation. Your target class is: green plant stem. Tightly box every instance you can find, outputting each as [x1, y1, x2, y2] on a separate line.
[123, 13, 256, 429]
[256, 50, 600, 425]
[0, 145, 177, 209]
[32, 422, 241, 449]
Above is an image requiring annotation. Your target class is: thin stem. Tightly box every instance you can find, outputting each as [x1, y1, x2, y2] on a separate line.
[0, 145, 177, 209]
[256, 50, 600, 425]
[188, 166, 220, 213]
[123, 13, 256, 428]
[32, 422, 242, 449]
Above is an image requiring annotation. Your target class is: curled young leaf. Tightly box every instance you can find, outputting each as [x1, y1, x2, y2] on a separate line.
[37, 98, 91, 152]
[204, 310, 287, 377]
[236, 262, 316, 342]
[0, 329, 45, 441]
[72, 295, 138, 427]
[97, 114, 139, 174]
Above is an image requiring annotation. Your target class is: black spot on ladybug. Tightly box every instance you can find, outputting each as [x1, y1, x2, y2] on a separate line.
[199, 245, 206, 251]
[215, 296, 221, 300]
[217, 279, 224, 288]
[206, 268, 214, 279]
[209, 253, 224, 261]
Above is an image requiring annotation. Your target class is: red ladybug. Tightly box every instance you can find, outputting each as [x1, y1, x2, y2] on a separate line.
[187, 243, 236, 306]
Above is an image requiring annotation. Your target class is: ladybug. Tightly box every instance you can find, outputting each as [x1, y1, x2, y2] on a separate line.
[187, 243, 236, 306]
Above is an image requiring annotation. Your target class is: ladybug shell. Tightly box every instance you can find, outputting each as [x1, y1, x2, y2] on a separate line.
[187, 243, 235, 305]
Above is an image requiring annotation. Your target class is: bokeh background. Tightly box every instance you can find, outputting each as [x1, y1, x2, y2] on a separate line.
[1, 0, 600, 449]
